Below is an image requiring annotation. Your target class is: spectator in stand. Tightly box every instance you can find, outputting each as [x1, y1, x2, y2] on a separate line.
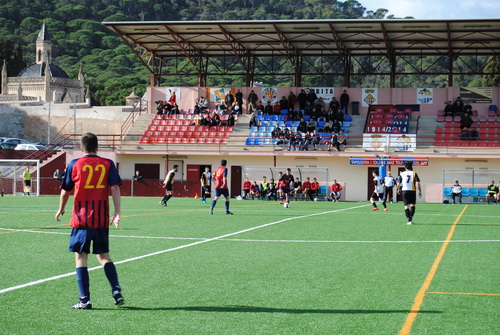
[340, 90, 350, 114]
[235, 89, 243, 113]
[329, 180, 343, 202]
[486, 180, 499, 204]
[297, 118, 307, 133]
[259, 176, 269, 200]
[329, 97, 340, 113]
[216, 101, 228, 115]
[444, 101, 454, 117]
[225, 91, 235, 109]
[307, 118, 317, 132]
[323, 119, 333, 133]
[459, 127, 470, 141]
[304, 101, 312, 116]
[336, 130, 347, 151]
[256, 101, 265, 114]
[249, 181, 260, 200]
[167, 89, 176, 107]
[249, 111, 260, 128]
[227, 113, 235, 127]
[453, 97, 464, 116]
[242, 177, 251, 199]
[230, 102, 241, 115]
[310, 177, 320, 201]
[211, 112, 221, 126]
[297, 89, 307, 110]
[287, 130, 297, 151]
[302, 177, 312, 201]
[327, 132, 338, 152]
[315, 97, 325, 111]
[463, 101, 472, 116]
[279, 96, 289, 111]
[264, 102, 273, 115]
[284, 113, 293, 122]
[332, 119, 342, 134]
[312, 130, 321, 151]
[292, 177, 302, 201]
[460, 112, 473, 129]
[247, 90, 258, 114]
[273, 102, 281, 115]
[288, 91, 297, 110]
[132, 170, 142, 181]
[200, 97, 209, 112]
[307, 89, 317, 105]
[450, 180, 462, 204]
[469, 127, 478, 141]
[54, 168, 64, 180]
[302, 131, 312, 151]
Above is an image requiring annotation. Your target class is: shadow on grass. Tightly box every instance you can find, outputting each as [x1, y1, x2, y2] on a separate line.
[116, 305, 442, 314]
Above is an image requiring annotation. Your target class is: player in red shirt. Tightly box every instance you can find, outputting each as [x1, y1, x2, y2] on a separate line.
[279, 168, 294, 206]
[310, 177, 320, 200]
[210, 159, 233, 215]
[242, 177, 251, 199]
[329, 180, 343, 202]
[55, 133, 123, 309]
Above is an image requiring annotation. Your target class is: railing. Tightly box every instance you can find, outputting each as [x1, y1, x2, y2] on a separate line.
[120, 102, 144, 141]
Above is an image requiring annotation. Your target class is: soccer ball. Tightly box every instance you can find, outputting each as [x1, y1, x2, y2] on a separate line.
[284, 202, 289, 208]
[314, 197, 318, 201]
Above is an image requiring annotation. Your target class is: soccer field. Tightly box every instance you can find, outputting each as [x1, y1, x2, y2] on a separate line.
[0, 196, 498, 335]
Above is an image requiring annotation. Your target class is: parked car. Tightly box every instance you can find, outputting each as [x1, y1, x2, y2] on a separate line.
[14, 143, 47, 150]
[0, 138, 29, 149]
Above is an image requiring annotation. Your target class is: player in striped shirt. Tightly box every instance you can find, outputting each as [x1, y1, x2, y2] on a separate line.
[55, 133, 124, 309]
[397, 161, 422, 225]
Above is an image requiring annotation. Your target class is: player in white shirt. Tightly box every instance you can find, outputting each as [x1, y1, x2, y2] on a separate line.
[370, 170, 387, 211]
[396, 161, 422, 225]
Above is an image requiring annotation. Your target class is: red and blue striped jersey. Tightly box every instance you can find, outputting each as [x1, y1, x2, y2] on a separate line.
[214, 166, 228, 190]
[61, 155, 121, 229]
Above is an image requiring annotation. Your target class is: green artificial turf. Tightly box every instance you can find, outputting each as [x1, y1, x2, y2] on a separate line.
[0, 196, 498, 334]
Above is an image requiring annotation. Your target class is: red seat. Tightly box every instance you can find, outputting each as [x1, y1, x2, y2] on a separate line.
[444, 122, 453, 128]
[434, 139, 443, 146]
[478, 140, 488, 147]
[404, 108, 413, 113]
[436, 115, 445, 122]
[205, 138, 213, 144]
[435, 133, 444, 140]
[436, 128, 443, 134]
[469, 141, 478, 147]
[140, 136, 149, 143]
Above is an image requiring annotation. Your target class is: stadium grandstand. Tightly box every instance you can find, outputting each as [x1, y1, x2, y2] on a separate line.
[2, 19, 500, 202]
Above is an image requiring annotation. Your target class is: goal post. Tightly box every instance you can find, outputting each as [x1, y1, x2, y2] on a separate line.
[0, 159, 40, 196]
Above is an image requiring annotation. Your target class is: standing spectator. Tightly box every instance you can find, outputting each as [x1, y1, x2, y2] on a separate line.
[235, 89, 243, 113]
[160, 165, 178, 207]
[242, 177, 251, 199]
[340, 90, 350, 114]
[329, 180, 343, 202]
[450, 180, 462, 204]
[225, 91, 234, 109]
[210, 159, 233, 215]
[54, 168, 64, 180]
[297, 89, 307, 110]
[486, 180, 498, 204]
[288, 91, 297, 110]
[200, 167, 212, 204]
[55, 133, 124, 309]
[384, 171, 396, 203]
[132, 170, 142, 181]
[22, 169, 31, 196]
[247, 90, 258, 113]
[397, 161, 422, 225]
[167, 89, 176, 107]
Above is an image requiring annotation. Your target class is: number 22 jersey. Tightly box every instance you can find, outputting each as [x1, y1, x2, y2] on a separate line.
[61, 155, 122, 229]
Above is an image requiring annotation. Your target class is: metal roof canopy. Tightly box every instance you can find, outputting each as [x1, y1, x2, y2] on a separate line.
[103, 19, 500, 87]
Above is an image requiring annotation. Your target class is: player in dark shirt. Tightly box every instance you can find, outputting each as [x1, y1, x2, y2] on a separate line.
[279, 168, 294, 206]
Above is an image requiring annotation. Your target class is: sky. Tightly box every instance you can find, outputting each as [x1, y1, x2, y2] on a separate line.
[360, 0, 500, 19]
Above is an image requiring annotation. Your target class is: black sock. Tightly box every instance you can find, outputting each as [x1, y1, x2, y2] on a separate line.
[410, 206, 415, 218]
[382, 202, 386, 209]
[372, 202, 377, 208]
[405, 208, 411, 219]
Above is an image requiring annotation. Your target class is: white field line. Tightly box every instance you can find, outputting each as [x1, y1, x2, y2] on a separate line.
[0, 227, 499, 245]
[0, 204, 369, 295]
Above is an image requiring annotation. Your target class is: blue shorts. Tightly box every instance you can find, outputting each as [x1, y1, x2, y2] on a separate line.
[215, 188, 229, 198]
[69, 228, 109, 254]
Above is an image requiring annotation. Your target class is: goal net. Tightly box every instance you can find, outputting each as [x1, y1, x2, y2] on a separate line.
[0, 159, 40, 196]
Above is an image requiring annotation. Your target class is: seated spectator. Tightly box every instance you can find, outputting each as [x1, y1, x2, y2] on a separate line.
[332, 119, 341, 134]
[310, 177, 320, 200]
[132, 170, 142, 181]
[284, 113, 293, 122]
[259, 176, 269, 200]
[242, 178, 251, 199]
[444, 101, 454, 117]
[453, 97, 464, 116]
[273, 102, 281, 115]
[451, 180, 462, 204]
[211, 112, 221, 126]
[302, 131, 312, 151]
[191, 113, 202, 126]
[459, 127, 470, 141]
[271, 126, 282, 138]
[328, 180, 343, 202]
[256, 101, 265, 113]
[53, 168, 63, 180]
[267, 179, 278, 201]
[227, 113, 235, 127]
[463, 101, 472, 116]
[304, 101, 312, 115]
[307, 118, 317, 132]
[248, 111, 260, 128]
[312, 130, 321, 150]
[250, 181, 260, 200]
[460, 112, 473, 129]
[230, 102, 241, 115]
[327, 132, 338, 151]
[329, 97, 340, 113]
[287, 131, 297, 151]
[216, 102, 228, 115]
[469, 127, 479, 141]
[264, 102, 273, 115]
[323, 120, 333, 133]
[336, 130, 347, 151]
[297, 118, 307, 133]
[302, 177, 312, 200]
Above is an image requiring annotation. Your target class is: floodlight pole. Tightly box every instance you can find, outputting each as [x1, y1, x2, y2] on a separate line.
[73, 99, 77, 143]
[47, 102, 51, 145]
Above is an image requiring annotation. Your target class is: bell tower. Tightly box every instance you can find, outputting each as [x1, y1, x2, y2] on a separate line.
[36, 22, 52, 65]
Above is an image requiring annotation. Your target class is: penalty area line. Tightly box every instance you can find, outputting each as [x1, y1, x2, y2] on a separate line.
[0, 203, 369, 295]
